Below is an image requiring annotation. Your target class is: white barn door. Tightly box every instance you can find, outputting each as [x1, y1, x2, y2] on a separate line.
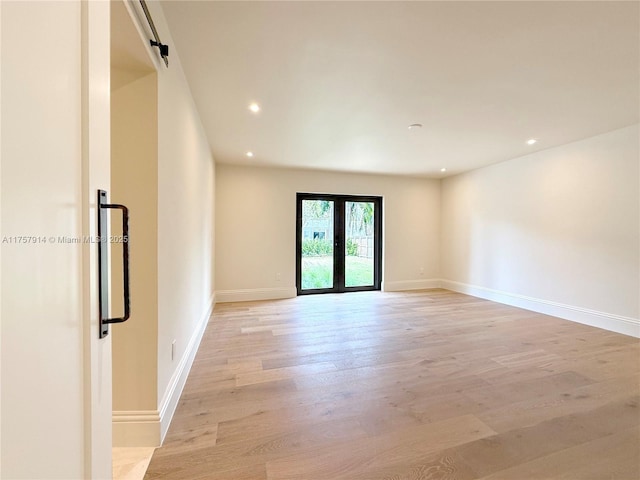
[1, 1, 112, 478]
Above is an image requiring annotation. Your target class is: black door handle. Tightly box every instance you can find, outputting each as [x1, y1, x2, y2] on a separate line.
[102, 203, 130, 323]
[98, 190, 131, 338]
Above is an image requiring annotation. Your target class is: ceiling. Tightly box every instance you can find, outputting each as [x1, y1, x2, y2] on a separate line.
[111, 0, 155, 91]
[161, 1, 639, 177]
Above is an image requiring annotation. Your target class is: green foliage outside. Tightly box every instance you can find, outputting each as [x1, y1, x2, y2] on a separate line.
[302, 238, 359, 257]
[301, 239, 332, 256]
[301, 258, 333, 290]
[303, 199, 332, 219]
[300, 199, 373, 289]
[346, 238, 358, 256]
[301, 256, 373, 289]
[344, 256, 373, 286]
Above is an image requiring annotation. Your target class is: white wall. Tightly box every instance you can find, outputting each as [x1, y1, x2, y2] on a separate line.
[215, 164, 440, 300]
[441, 124, 639, 336]
[149, 1, 215, 438]
[111, 72, 158, 414]
[110, 1, 215, 446]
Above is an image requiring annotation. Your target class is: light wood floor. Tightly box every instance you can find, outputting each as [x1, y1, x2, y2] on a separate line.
[145, 289, 640, 479]
[113, 447, 155, 480]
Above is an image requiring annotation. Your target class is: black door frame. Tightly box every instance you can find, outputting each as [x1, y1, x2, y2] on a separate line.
[296, 193, 383, 295]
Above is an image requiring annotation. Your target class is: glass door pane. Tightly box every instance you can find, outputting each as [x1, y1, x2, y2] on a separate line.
[345, 201, 375, 287]
[300, 199, 334, 290]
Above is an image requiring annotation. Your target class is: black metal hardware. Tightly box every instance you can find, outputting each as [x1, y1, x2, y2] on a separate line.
[140, 0, 169, 67]
[150, 40, 169, 59]
[98, 190, 131, 339]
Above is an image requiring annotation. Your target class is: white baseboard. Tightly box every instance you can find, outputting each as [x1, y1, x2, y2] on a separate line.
[440, 279, 640, 338]
[158, 292, 216, 443]
[216, 287, 297, 303]
[383, 279, 441, 292]
[112, 410, 161, 448]
[112, 292, 216, 447]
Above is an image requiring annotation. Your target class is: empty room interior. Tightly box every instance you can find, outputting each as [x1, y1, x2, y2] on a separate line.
[1, 1, 639, 480]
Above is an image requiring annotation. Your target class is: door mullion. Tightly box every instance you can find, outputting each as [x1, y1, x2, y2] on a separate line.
[334, 198, 345, 292]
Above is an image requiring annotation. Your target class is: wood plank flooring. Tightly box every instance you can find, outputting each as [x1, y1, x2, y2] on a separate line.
[113, 448, 155, 480]
[144, 289, 640, 480]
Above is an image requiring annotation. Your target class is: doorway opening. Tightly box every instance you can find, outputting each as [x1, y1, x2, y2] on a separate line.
[296, 193, 382, 295]
[110, 0, 158, 474]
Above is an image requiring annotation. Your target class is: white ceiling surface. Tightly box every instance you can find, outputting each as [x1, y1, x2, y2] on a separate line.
[112, 1, 156, 91]
[161, 1, 639, 177]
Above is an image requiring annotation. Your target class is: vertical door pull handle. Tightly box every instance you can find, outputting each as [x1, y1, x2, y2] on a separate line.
[102, 203, 130, 324]
[97, 190, 130, 338]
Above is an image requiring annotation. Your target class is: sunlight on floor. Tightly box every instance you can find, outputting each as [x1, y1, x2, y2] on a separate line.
[113, 447, 155, 480]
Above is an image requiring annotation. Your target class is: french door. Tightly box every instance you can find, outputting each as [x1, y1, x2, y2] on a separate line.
[296, 193, 382, 294]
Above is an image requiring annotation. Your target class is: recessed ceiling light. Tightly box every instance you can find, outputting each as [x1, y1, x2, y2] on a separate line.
[248, 103, 260, 113]
[408, 123, 422, 130]
[440, 168, 447, 172]
[246, 151, 254, 157]
[526, 138, 538, 145]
